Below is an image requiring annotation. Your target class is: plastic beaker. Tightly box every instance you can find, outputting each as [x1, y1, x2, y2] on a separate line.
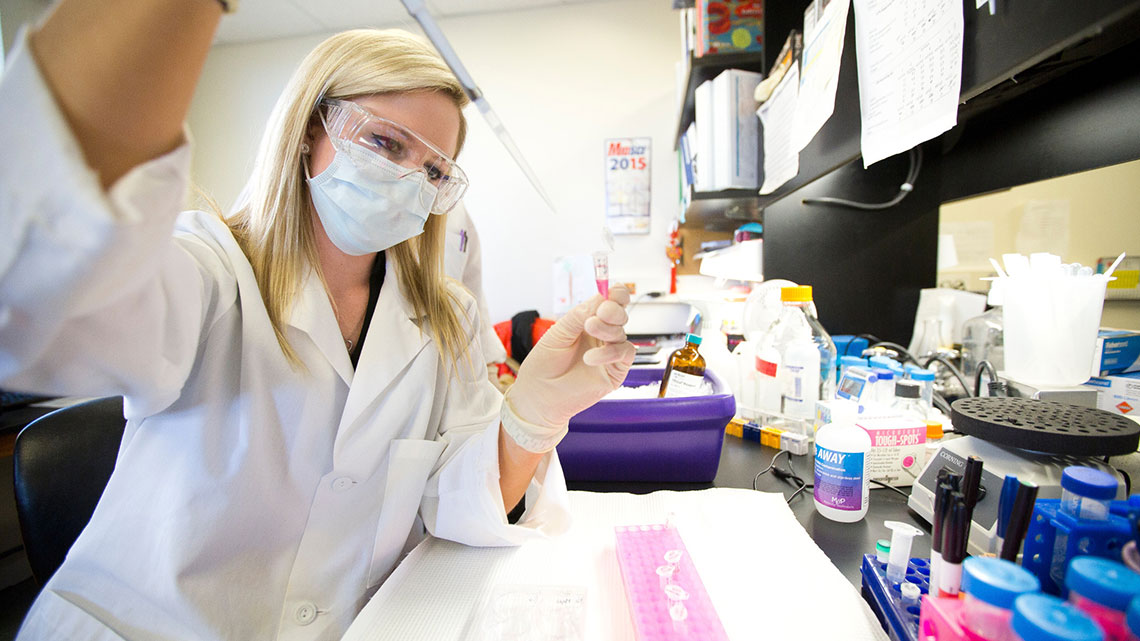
[1000, 274, 1109, 387]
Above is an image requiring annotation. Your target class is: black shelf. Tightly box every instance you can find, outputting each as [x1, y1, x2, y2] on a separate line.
[672, 52, 765, 150]
[684, 187, 762, 231]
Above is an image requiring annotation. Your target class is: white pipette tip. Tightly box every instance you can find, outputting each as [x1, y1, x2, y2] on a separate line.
[1104, 251, 1127, 279]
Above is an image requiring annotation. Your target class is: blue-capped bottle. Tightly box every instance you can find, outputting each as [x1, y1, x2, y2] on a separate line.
[659, 333, 706, 398]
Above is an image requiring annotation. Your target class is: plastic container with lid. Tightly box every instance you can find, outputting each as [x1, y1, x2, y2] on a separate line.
[961, 556, 1042, 641]
[870, 367, 896, 407]
[1125, 595, 1140, 641]
[1012, 593, 1104, 641]
[813, 420, 871, 523]
[1060, 467, 1118, 521]
[1065, 556, 1140, 641]
[905, 365, 937, 417]
[1052, 467, 1120, 587]
[839, 356, 869, 388]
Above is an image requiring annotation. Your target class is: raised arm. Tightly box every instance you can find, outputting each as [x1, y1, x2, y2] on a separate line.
[30, 0, 222, 188]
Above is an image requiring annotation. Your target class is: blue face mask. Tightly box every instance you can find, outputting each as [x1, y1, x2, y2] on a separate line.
[306, 144, 438, 256]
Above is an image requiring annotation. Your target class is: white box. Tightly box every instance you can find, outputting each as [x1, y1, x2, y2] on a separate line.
[857, 416, 927, 487]
[708, 69, 764, 190]
[1084, 371, 1140, 418]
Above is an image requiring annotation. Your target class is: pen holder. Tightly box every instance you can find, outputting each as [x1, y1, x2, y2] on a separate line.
[860, 554, 931, 641]
[1020, 498, 1133, 596]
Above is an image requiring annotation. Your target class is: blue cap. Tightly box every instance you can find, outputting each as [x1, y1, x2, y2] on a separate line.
[686, 333, 702, 346]
[1127, 595, 1140, 636]
[1012, 594, 1104, 641]
[871, 367, 894, 381]
[1065, 556, 1140, 611]
[962, 557, 1041, 609]
[1061, 467, 1118, 500]
[908, 368, 936, 382]
[869, 356, 896, 369]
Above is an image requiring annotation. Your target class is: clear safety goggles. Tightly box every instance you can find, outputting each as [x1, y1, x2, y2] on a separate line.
[319, 98, 468, 214]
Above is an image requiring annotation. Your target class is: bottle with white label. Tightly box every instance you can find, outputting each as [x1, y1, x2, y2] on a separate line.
[813, 421, 872, 523]
[768, 286, 837, 434]
[754, 335, 782, 421]
[658, 333, 707, 398]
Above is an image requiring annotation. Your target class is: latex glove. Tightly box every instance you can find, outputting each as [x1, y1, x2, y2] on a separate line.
[501, 285, 636, 452]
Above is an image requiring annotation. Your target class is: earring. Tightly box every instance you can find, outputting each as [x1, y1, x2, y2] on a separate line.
[300, 142, 310, 154]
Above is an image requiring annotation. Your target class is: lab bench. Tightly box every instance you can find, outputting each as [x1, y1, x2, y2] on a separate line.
[566, 434, 932, 588]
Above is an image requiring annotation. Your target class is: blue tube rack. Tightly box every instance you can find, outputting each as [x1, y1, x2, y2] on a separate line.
[1021, 498, 1134, 596]
[860, 554, 931, 641]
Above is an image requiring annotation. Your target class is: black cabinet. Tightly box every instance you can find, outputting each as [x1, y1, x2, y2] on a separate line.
[679, 0, 1140, 341]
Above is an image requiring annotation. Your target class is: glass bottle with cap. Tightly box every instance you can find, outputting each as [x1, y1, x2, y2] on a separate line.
[870, 367, 896, 408]
[893, 380, 926, 419]
[1011, 593, 1105, 641]
[659, 333, 706, 398]
[961, 556, 1042, 641]
[1065, 557, 1140, 641]
[905, 365, 937, 418]
[768, 285, 838, 434]
[1051, 467, 1120, 587]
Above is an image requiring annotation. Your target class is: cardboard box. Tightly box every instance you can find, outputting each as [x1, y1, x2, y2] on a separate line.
[1094, 329, 1140, 377]
[696, 0, 764, 57]
[1084, 371, 1140, 418]
[857, 416, 927, 487]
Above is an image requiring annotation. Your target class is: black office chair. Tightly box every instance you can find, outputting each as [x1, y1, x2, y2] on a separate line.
[12, 396, 126, 585]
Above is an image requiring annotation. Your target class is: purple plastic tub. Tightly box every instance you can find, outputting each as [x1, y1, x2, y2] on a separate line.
[557, 368, 736, 483]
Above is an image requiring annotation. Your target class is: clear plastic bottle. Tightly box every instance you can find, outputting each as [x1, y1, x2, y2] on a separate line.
[753, 335, 783, 422]
[813, 420, 871, 523]
[659, 333, 707, 398]
[769, 286, 837, 434]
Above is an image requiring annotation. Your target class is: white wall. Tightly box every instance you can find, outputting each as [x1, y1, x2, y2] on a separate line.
[938, 159, 1140, 330]
[187, 0, 682, 325]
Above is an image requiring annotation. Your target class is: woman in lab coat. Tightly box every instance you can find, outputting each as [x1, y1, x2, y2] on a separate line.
[0, 2, 634, 640]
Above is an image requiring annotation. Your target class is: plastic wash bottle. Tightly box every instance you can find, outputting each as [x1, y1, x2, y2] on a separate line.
[813, 421, 872, 523]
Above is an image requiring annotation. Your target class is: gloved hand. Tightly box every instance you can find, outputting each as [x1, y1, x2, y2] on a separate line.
[501, 285, 636, 453]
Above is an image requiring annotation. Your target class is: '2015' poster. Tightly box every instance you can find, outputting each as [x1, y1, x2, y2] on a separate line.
[604, 138, 651, 235]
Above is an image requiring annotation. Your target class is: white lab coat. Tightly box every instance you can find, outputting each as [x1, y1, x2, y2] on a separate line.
[443, 203, 508, 364]
[0, 33, 569, 641]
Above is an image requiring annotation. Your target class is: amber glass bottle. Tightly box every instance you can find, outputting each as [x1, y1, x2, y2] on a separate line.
[658, 333, 706, 398]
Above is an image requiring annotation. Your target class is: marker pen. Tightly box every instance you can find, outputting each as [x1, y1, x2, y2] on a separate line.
[940, 496, 968, 598]
[930, 479, 955, 595]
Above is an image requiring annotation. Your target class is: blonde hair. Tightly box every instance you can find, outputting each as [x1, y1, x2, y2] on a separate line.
[226, 29, 472, 369]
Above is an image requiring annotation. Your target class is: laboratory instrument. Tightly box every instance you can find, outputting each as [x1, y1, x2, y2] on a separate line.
[813, 420, 871, 523]
[659, 334, 707, 399]
[1066, 556, 1140, 641]
[400, 0, 557, 213]
[960, 557, 1041, 641]
[908, 397, 1137, 556]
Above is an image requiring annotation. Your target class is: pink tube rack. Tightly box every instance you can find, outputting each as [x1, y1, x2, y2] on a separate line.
[918, 593, 973, 641]
[614, 524, 729, 641]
